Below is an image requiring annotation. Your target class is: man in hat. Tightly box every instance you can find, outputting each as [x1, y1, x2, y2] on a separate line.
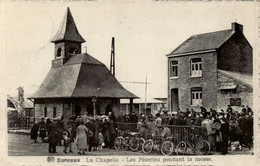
[154, 113, 162, 127]
[161, 111, 168, 125]
[219, 116, 229, 155]
[117, 111, 125, 123]
[241, 105, 246, 114]
[227, 105, 233, 115]
[161, 124, 171, 139]
[130, 111, 138, 123]
[245, 105, 252, 115]
[137, 122, 147, 139]
[200, 106, 207, 119]
[193, 112, 202, 126]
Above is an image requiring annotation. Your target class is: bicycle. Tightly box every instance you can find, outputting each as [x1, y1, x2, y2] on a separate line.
[175, 128, 210, 155]
[160, 136, 175, 156]
[114, 129, 125, 151]
[142, 135, 164, 154]
[121, 131, 145, 152]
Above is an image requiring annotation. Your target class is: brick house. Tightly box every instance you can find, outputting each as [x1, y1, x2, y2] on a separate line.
[29, 8, 137, 122]
[167, 22, 252, 113]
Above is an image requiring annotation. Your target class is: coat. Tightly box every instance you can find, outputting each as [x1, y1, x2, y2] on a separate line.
[48, 122, 58, 144]
[30, 123, 39, 140]
[76, 125, 89, 149]
[90, 123, 99, 147]
[220, 121, 229, 142]
[38, 122, 47, 138]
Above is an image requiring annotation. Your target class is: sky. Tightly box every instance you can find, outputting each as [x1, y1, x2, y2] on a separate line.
[2, 1, 257, 100]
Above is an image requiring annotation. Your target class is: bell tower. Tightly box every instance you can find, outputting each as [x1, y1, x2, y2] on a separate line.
[51, 7, 85, 67]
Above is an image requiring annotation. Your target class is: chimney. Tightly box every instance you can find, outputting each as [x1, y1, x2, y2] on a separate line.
[232, 22, 243, 34]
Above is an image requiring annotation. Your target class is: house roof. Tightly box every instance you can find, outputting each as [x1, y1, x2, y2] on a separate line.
[8, 96, 34, 108]
[169, 29, 235, 56]
[51, 7, 85, 43]
[29, 53, 138, 99]
[218, 69, 253, 88]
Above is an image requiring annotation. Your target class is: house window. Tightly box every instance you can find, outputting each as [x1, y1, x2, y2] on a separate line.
[170, 61, 178, 78]
[191, 88, 202, 106]
[57, 48, 62, 57]
[44, 107, 47, 117]
[53, 107, 56, 118]
[230, 98, 241, 106]
[191, 58, 202, 77]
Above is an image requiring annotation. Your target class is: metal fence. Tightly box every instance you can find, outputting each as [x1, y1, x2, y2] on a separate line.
[115, 122, 207, 144]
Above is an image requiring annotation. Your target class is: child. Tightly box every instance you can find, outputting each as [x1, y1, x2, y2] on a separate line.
[63, 126, 73, 153]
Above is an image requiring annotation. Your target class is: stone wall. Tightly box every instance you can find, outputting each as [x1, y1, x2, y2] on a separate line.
[217, 72, 253, 112]
[34, 99, 63, 123]
[34, 98, 121, 123]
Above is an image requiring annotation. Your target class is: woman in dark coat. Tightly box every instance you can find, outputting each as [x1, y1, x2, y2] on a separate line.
[46, 118, 52, 133]
[86, 119, 95, 151]
[30, 123, 39, 143]
[48, 119, 58, 153]
[56, 118, 64, 146]
[90, 121, 100, 151]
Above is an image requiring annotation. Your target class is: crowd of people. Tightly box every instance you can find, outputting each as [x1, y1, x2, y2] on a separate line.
[30, 105, 253, 155]
[31, 111, 116, 154]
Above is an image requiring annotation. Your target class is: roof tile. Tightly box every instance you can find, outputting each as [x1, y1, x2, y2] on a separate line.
[169, 30, 234, 55]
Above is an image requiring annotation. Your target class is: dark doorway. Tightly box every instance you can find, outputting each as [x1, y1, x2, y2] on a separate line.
[171, 88, 179, 113]
[87, 103, 101, 116]
[105, 104, 112, 115]
[75, 105, 81, 117]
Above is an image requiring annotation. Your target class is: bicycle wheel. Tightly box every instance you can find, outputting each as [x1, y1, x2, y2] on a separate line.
[176, 141, 187, 156]
[142, 139, 154, 154]
[114, 137, 123, 151]
[129, 137, 139, 151]
[121, 137, 129, 151]
[161, 141, 174, 156]
[138, 138, 146, 152]
[195, 140, 210, 155]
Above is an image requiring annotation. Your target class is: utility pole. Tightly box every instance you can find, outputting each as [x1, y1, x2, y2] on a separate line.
[120, 74, 150, 115]
[144, 73, 147, 115]
[110, 37, 115, 76]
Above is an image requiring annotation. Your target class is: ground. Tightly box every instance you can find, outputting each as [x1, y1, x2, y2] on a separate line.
[8, 133, 253, 156]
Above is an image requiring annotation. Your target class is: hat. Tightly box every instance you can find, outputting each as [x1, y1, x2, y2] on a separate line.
[53, 118, 58, 121]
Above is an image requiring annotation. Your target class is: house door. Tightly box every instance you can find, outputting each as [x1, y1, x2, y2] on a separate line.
[171, 88, 179, 113]
[105, 104, 112, 115]
[75, 105, 81, 117]
[87, 103, 101, 116]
